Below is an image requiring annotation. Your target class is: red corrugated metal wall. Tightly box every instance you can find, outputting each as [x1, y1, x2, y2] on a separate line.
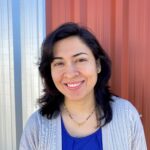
[46, 0, 150, 148]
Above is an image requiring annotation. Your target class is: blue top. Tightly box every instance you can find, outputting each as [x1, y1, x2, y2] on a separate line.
[61, 118, 103, 150]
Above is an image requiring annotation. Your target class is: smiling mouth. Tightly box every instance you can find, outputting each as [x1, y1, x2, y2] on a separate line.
[65, 81, 84, 89]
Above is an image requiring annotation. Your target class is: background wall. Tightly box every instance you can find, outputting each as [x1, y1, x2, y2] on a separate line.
[46, 0, 150, 149]
[0, 0, 45, 149]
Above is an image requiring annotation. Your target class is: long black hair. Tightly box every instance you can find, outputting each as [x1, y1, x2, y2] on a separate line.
[38, 22, 113, 127]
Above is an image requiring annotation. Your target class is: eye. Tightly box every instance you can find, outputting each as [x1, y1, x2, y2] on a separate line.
[76, 58, 88, 63]
[53, 62, 64, 67]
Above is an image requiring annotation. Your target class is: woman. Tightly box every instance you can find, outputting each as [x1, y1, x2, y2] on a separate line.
[20, 22, 147, 150]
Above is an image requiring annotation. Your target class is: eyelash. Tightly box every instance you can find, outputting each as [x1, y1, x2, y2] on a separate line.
[53, 62, 64, 66]
[76, 58, 87, 63]
[52, 58, 87, 67]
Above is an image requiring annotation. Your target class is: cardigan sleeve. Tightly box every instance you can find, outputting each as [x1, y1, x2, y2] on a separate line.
[19, 111, 40, 150]
[128, 103, 147, 150]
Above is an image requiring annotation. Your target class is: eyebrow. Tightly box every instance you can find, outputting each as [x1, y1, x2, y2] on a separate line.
[52, 52, 88, 60]
[72, 52, 88, 57]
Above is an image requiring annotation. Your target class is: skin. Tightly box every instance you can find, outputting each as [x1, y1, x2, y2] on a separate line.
[51, 36, 101, 137]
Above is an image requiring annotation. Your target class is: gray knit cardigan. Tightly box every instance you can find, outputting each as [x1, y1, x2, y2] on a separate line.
[19, 96, 147, 150]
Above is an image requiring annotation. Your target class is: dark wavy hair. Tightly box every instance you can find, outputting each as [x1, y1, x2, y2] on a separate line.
[38, 22, 113, 127]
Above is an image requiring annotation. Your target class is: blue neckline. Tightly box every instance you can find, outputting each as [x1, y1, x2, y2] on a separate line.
[61, 117, 102, 141]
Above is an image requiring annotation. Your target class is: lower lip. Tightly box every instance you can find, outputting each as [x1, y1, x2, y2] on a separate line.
[65, 81, 84, 90]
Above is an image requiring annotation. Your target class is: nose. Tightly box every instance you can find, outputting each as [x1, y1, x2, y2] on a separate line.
[63, 64, 79, 78]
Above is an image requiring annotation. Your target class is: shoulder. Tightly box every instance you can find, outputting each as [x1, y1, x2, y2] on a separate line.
[109, 96, 147, 149]
[20, 110, 61, 149]
[24, 110, 42, 128]
[110, 96, 141, 123]
[21, 110, 43, 138]
[111, 96, 139, 114]
[19, 110, 42, 149]
[23, 109, 55, 131]
[111, 95, 134, 108]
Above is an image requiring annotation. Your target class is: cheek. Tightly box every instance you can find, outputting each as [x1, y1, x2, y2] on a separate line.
[81, 63, 97, 74]
[51, 69, 63, 86]
[51, 70, 58, 83]
[51, 66, 57, 79]
[87, 65, 98, 79]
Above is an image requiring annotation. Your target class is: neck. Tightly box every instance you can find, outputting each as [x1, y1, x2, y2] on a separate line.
[63, 97, 96, 116]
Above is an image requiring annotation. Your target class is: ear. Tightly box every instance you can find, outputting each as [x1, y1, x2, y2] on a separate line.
[96, 59, 101, 74]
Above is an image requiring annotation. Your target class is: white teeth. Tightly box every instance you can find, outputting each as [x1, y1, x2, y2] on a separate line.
[67, 82, 81, 88]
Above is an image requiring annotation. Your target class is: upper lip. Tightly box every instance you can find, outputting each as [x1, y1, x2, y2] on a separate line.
[64, 81, 84, 88]
[63, 80, 84, 85]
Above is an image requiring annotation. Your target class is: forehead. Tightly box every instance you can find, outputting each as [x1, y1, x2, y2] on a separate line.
[52, 36, 93, 57]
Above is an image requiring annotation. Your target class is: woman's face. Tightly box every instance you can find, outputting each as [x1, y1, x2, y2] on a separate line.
[51, 36, 101, 101]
